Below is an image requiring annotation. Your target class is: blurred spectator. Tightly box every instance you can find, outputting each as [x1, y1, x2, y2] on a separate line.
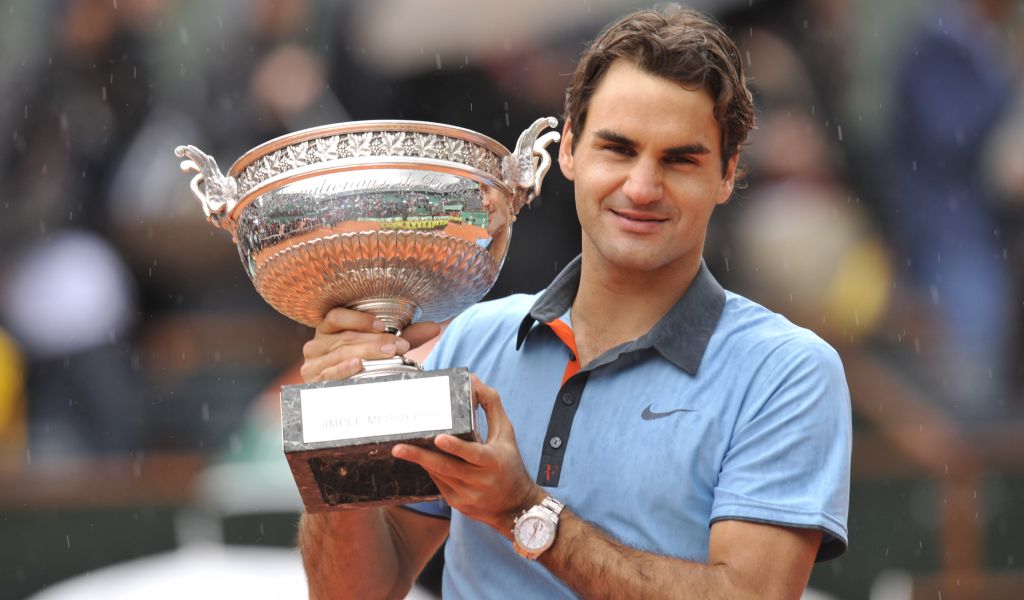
[0, 0, 167, 456]
[0, 230, 144, 456]
[0, 326, 27, 469]
[886, 0, 1022, 418]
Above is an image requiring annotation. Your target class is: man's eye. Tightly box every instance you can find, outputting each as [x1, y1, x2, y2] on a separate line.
[665, 155, 696, 165]
[604, 145, 633, 155]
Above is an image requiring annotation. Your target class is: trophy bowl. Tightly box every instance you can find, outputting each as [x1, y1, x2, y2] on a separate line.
[175, 117, 560, 509]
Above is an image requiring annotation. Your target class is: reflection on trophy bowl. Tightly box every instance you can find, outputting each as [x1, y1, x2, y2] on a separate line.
[236, 168, 510, 329]
[176, 119, 560, 332]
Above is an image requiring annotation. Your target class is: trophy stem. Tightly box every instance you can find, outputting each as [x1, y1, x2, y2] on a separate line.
[353, 356, 422, 381]
[348, 298, 418, 335]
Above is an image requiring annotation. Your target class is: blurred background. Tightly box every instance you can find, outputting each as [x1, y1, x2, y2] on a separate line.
[1, 0, 1023, 598]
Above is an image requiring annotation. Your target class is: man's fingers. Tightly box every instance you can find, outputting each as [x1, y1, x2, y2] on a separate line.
[311, 357, 363, 382]
[403, 321, 443, 349]
[392, 443, 473, 481]
[318, 333, 409, 359]
[471, 375, 508, 439]
[301, 340, 405, 381]
[435, 434, 488, 466]
[316, 307, 385, 335]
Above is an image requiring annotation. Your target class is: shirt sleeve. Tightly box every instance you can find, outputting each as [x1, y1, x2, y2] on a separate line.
[710, 336, 852, 561]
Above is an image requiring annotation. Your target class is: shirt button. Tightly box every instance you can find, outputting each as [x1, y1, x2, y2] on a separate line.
[561, 393, 574, 406]
[549, 436, 562, 449]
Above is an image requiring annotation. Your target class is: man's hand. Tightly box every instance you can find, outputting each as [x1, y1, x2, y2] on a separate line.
[392, 375, 544, 535]
[300, 307, 441, 382]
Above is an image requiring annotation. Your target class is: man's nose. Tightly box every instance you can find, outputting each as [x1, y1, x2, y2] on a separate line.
[622, 157, 663, 204]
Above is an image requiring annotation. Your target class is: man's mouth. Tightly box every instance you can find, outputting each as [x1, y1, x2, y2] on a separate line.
[610, 209, 668, 223]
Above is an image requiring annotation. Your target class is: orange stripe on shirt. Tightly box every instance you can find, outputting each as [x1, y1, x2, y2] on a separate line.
[546, 319, 580, 385]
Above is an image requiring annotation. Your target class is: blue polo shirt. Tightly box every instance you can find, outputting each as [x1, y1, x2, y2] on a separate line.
[407, 257, 851, 599]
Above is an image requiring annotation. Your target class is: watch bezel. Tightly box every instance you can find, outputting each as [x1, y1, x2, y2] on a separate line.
[512, 496, 563, 559]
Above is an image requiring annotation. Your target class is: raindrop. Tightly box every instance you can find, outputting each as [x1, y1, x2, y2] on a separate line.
[724, 256, 730, 271]
[912, 160, 917, 172]
[435, 53, 442, 70]
[836, 125, 843, 142]
[66, 535, 71, 549]
[112, 0, 117, 8]
[179, 26, 189, 46]
[201, 402, 210, 422]
[101, 85, 107, 101]
[745, 50, 751, 68]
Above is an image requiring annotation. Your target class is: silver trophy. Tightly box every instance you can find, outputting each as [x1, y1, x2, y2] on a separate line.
[176, 118, 560, 510]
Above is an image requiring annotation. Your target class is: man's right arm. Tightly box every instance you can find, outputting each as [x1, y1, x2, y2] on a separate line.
[299, 506, 449, 600]
[297, 307, 448, 600]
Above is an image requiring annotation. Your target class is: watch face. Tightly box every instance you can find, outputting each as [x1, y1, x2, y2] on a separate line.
[516, 515, 554, 551]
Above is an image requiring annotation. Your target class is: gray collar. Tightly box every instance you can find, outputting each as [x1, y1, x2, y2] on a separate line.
[515, 255, 726, 375]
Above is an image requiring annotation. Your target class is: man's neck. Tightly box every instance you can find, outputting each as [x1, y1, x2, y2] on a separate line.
[570, 252, 701, 368]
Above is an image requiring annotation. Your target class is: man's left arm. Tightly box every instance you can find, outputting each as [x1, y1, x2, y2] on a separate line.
[539, 507, 821, 600]
[393, 375, 829, 600]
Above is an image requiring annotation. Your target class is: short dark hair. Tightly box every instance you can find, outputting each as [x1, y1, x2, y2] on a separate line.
[564, 5, 755, 175]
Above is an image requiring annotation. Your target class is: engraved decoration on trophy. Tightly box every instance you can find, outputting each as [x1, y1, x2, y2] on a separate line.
[175, 118, 560, 511]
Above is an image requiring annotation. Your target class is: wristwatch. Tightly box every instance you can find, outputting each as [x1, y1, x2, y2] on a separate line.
[512, 496, 564, 560]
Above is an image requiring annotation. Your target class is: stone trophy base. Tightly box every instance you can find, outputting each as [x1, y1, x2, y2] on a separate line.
[281, 367, 475, 511]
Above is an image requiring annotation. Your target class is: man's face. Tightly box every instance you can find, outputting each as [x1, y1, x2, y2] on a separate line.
[559, 60, 738, 277]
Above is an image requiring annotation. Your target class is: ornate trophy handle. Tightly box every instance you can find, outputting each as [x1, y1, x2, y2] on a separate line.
[505, 117, 561, 214]
[174, 145, 239, 231]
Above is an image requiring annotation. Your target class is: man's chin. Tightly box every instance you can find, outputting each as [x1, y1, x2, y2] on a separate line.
[587, 246, 680, 274]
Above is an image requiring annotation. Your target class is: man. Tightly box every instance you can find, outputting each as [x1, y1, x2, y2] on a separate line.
[299, 6, 851, 599]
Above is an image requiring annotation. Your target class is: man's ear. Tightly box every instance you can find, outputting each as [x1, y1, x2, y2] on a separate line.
[716, 152, 740, 205]
[558, 120, 575, 182]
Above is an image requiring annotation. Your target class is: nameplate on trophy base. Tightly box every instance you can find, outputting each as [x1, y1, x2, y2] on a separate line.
[281, 367, 475, 511]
